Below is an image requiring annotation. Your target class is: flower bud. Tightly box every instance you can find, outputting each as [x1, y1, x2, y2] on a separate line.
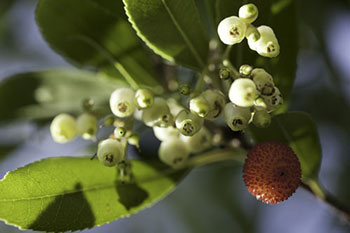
[97, 139, 124, 167]
[218, 16, 247, 45]
[229, 78, 259, 107]
[189, 95, 210, 118]
[248, 25, 280, 58]
[142, 97, 173, 127]
[50, 113, 77, 143]
[114, 127, 126, 139]
[153, 126, 180, 142]
[82, 98, 94, 111]
[128, 133, 140, 148]
[179, 84, 191, 95]
[219, 67, 231, 80]
[254, 97, 267, 110]
[251, 68, 275, 95]
[110, 87, 136, 117]
[76, 113, 98, 140]
[239, 64, 253, 76]
[262, 87, 283, 112]
[158, 138, 190, 169]
[135, 89, 154, 109]
[133, 108, 143, 121]
[239, 3, 258, 24]
[181, 127, 213, 153]
[176, 110, 204, 136]
[224, 103, 252, 131]
[252, 110, 271, 128]
[202, 89, 226, 120]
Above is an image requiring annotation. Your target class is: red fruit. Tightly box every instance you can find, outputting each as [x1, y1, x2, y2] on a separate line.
[243, 141, 301, 204]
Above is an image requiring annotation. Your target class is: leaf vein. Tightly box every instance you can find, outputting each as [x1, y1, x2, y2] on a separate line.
[161, 0, 205, 68]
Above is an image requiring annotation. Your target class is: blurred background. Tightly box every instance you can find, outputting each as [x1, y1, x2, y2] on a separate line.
[0, 0, 349, 232]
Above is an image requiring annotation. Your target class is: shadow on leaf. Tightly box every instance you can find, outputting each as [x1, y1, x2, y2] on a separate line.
[115, 181, 149, 210]
[29, 183, 95, 232]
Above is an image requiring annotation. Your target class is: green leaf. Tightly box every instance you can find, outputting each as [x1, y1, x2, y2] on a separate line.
[248, 112, 322, 181]
[213, 0, 298, 112]
[0, 69, 122, 122]
[123, 0, 209, 71]
[0, 157, 185, 232]
[36, 0, 158, 87]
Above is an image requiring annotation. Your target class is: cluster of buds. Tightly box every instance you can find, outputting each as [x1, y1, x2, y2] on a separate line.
[49, 3, 283, 171]
[108, 87, 214, 169]
[223, 66, 283, 131]
[217, 3, 280, 58]
[50, 63, 282, 169]
[50, 99, 98, 143]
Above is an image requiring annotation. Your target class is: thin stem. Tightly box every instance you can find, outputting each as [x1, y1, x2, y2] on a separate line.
[191, 68, 207, 97]
[301, 180, 350, 223]
[129, 148, 247, 183]
[223, 59, 240, 79]
[222, 45, 240, 79]
[223, 45, 233, 60]
[114, 62, 139, 90]
[186, 148, 247, 168]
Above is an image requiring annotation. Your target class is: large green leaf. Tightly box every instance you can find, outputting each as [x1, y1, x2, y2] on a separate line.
[123, 0, 209, 71]
[213, 0, 298, 112]
[0, 157, 185, 232]
[0, 69, 122, 122]
[248, 112, 322, 181]
[36, 0, 158, 87]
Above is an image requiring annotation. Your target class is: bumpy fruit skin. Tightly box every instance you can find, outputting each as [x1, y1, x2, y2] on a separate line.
[243, 141, 301, 204]
[50, 113, 77, 143]
[110, 87, 136, 117]
[97, 139, 124, 167]
[76, 113, 98, 140]
[217, 16, 247, 45]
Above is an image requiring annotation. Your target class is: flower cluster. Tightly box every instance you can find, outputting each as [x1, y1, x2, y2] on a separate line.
[218, 3, 280, 58]
[49, 3, 283, 170]
[50, 104, 98, 144]
[225, 66, 283, 131]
